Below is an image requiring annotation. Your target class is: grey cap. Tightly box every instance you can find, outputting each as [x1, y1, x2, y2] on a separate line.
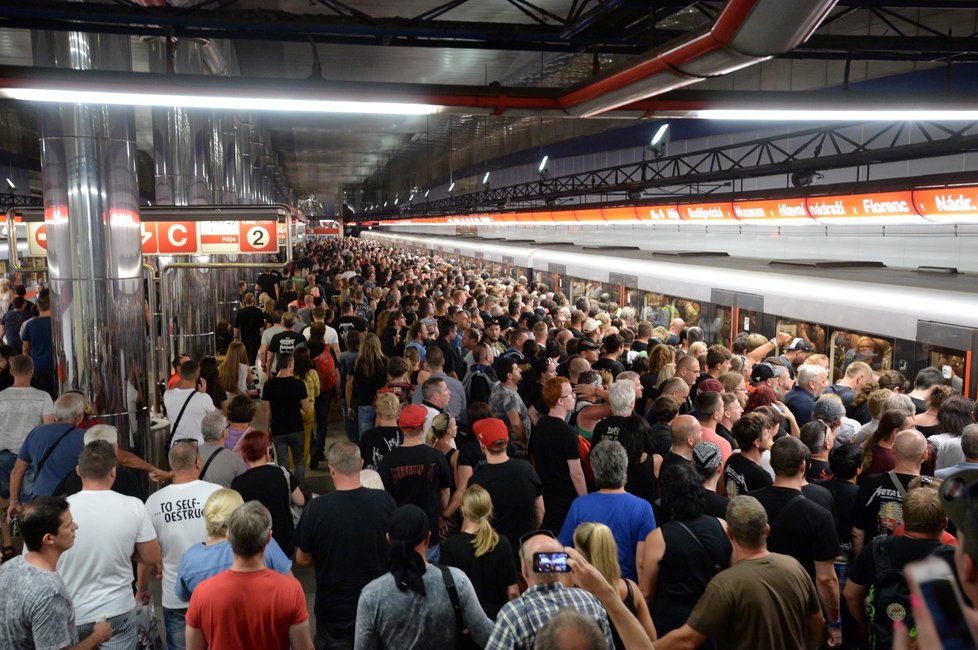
[813, 396, 846, 422]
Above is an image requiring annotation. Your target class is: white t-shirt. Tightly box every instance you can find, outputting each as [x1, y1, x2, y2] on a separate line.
[304, 324, 339, 346]
[0, 386, 54, 452]
[163, 388, 216, 445]
[144, 480, 222, 609]
[58, 490, 156, 624]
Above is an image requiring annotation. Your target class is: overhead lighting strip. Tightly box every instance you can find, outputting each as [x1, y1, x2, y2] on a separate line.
[0, 87, 443, 115]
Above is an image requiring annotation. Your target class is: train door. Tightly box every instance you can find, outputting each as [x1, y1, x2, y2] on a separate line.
[710, 290, 764, 348]
[915, 321, 978, 398]
[609, 273, 640, 317]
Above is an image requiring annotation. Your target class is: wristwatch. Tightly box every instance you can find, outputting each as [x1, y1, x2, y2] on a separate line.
[826, 619, 843, 629]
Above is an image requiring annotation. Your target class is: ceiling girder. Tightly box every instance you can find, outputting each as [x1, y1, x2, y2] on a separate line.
[365, 121, 978, 220]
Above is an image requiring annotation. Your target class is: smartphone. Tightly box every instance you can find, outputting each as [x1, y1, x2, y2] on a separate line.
[532, 551, 570, 573]
[906, 556, 978, 650]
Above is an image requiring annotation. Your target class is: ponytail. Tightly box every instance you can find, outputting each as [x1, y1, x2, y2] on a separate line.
[461, 485, 499, 558]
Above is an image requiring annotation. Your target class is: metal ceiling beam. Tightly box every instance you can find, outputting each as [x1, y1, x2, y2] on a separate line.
[363, 121, 978, 220]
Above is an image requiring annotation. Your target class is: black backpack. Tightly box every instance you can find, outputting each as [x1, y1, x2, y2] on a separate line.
[865, 537, 954, 649]
[463, 368, 497, 405]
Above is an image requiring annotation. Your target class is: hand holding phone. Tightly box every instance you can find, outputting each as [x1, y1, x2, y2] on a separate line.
[901, 556, 978, 650]
[533, 551, 570, 573]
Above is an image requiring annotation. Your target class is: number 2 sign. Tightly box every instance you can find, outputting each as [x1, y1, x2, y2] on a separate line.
[239, 221, 277, 252]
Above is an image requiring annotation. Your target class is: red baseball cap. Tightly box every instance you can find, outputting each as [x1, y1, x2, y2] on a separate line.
[473, 418, 509, 451]
[398, 404, 428, 430]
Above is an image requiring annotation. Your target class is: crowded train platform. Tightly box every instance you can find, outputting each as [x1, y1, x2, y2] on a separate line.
[2, 235, 978, 650]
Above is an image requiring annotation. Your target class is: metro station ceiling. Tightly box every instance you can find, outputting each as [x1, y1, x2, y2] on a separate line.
[1, 1, 977, 213]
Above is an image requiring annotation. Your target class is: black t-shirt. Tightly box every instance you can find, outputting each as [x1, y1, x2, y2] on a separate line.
[378, 444, 454, 539]
[441, 532, 518, 619]
[354, 364, 388, 405]
[430, 338, 464, 378]
[293, 487, 397, 631]
[336, 315, 368, 351]
[456, 434, 485, 472]
[591, 357, 625, 379]
[854, 471, 916, 539]
[59, 466, 143, 501]
[751, 485, 841, 579]
[269, 330, 304, 364]
[815, 478, 859, 549]
[802, 482, 836, 517]
[631, 340, 649, 354]
[723, 454, 773, 497]
[256, 271, 281, 297]
[806, 458, 834, 482]
[233, 306, 265, 347]
[231, 464, 299, 557]
[469, 459, 543, 547]
[262, 376, 308, 435]
[659, 452, 691, 481]
[359, 426, 401, 470]
[527, 416, 580, 529]
[910, 396, 927, 415]
[849, 535, 954, 588]
[649, 422, 672, 457]
[590, 415, 629, 451]
[703, 490, 730, 521]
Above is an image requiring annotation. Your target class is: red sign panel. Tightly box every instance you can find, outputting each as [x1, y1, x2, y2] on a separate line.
[140, 222, 157, 254]
[156, 221, 198, 254]
[914, 186, 978, 219]
[808, 191, 916, 219]
[678, 202, 734, 220]
[238, 221, 277, 252]
[732, 198, 809, 220]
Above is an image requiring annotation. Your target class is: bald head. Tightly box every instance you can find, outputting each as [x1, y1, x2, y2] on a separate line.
[671, 414, 702, 451]
[894, 429, 927, 464]
[521, 534, 565, 586]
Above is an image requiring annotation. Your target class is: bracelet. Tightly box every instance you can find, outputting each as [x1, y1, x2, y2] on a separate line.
[769, 337, 778, 347]
[826, 619, 843, 629]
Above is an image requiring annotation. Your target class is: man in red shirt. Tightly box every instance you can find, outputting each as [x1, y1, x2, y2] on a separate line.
[186, 501, 313, 650]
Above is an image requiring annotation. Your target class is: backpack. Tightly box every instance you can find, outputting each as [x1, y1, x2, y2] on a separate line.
[463, 367, 497, 404]
[865, 537, 954, 650]
[313, 349, 339, 393]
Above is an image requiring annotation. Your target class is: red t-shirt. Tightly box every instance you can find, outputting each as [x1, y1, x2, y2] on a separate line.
[186, 569, 308, 649]
[701, 427, 733, 467]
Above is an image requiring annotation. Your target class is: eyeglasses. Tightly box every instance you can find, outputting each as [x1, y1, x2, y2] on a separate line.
[173, 438, 199, 447]
[519, 529, 556, 550]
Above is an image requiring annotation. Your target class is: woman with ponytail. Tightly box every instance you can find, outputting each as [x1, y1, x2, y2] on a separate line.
[575, 522, 658, 649]
[441, 485, 519, 619]
[356, 504, 493, 648]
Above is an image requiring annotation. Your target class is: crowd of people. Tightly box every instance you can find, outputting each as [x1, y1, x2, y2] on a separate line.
[1, 235, 978, 649]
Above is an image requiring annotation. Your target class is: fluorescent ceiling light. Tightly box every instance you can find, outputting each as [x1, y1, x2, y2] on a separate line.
[650, 124, 669, 146]
[0, 88, 443, 115]
[674, 109, 978, 121]
[4, 178, 14, 190]
[482, 172, 490, 185]
[424, 189, 430, 198]
[448, 182, 456, 193]
[538, 155, 549, 173]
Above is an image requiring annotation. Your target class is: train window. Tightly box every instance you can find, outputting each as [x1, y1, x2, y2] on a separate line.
[642, 293, 703, 334]
[828, 330, 894, 383]
[700, 305, 731, 346]
[774, 319, 827, 354]
[923, 345, 968, 395]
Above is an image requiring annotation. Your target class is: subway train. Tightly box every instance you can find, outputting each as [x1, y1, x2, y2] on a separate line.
[364, 230, 978, 399]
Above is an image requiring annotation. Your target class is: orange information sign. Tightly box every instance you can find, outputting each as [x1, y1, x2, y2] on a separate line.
[914, 186, 978, 220]
[808, 191, 916, 219]
[732, 198, 809, 220]
[678, 202, 734, 220]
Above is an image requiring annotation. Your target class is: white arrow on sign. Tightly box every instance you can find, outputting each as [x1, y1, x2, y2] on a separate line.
[142, 229, 152, 245]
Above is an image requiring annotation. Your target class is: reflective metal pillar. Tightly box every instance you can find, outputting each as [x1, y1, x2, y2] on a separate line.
[148, 38, 217, 360]
[32, 30, 148, 446]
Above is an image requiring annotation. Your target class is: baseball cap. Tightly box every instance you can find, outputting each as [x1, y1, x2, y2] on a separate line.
[813, 396, 846, 422]
[498, 316, 514, 330]
[787, 338, 813, 353]
[398, 404, 428, 430]
[940, 468, 978, 562]
[579, 339, 600, 351]
[484, 316, 499, 327]
[473, 418, 509, 451]
[582, 318, 601, 333]
[697, 378, 725, 394]
[750, 363, 775, 383]
[692, 442, 722, 473]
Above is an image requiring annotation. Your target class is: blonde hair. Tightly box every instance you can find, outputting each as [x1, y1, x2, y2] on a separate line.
[573, 522, 621, 591]
[374, 392, 401, 420]
[426, 412, 454, 446]
[219, 340, 248, 393]
[461, 485, 499, 558]
[203, 489, 244, 538]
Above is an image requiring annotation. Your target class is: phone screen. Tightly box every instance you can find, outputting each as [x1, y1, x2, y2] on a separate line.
[533, 552, 570, 573]
[920, 578, 977, 650]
